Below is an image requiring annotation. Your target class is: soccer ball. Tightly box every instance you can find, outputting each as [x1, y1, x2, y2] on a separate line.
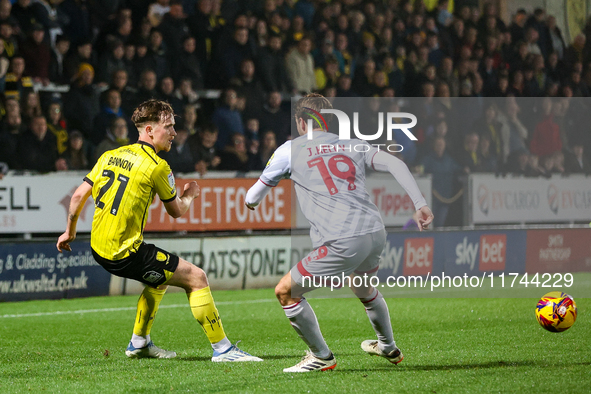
[535, 291, 578, 332]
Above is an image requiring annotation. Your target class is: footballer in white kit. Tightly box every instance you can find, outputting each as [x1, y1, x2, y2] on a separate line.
[245, 94, 433, 373]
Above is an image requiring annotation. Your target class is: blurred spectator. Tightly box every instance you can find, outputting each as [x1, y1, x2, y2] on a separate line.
[0, 20, 18, 59]
[382, 55, 403, 95]
[510, 9, 527, 44]
[551, 150, 565, 175]
[181, 103, 199, 135]
[456, 132, 480, 173]
[0, 109, 24, 169]
[20, 24, 51, 82]
[96, 40, 126, 84]
[49, 35, 71, 84]
[244, 118, 259, 143]
[530, 97, 562, 157]
[564, 34, 585, 69]
[257, 130, 277, 168]
[546, 16, 566, 60]
[286, 36, 316, 93]
[538, 154, 554, 178]
[64, 41, 95, 83]
[17, 115, 58, 173]
[257, 32, 293, 93]
[191, 124, 221, 175]
[546, 51, 564, 84]
[94, 116, 130, 161]
[60, 130, 89, 170]
[123, 42, 136, 81]
[187, 0, 221, 72]
[336, 73, 356, 97]
[11, 0, 37, 34]
[353, 58, 376, 97]
[148, 0, 171, 27]
[158, 76, 184, 115]
[564, 141, 591, 174]
[147, 28, 169, 79]
[0, 0, 16, 31]
[218, 27, 255, 82]
[212, 88, 244, 150]
[476, 134, 497, 173]
[230, 58, 265, 120]
[259, 91, 289, 143]
[159, 1, 189, 58]
[525, 153, 545, 177]
[473, 103, 503, 164]
[524, 27, 542, 57]
[134, 69, 159, 104]
[172, 35, 204, 88]
[64, 63, 100, 141]
[21, 91, 42, 125]
[4, 56, 33, 101]
[173, 77, 199, 105]
[253, 19, 268, 48]
[498, 97, 528, 160]
[504, 147, 529, 176]
[335, 32, 354, 76]
[46, 102, 68, 155]
[132, 40, 152, 79]
[218, 132, 258, 171]
[160, 127, 194, 173]
[93, 88, 128, 145]
[58, 0, 92, 45]
[421, 137, 461, 227]
[109, 69, 137, 116]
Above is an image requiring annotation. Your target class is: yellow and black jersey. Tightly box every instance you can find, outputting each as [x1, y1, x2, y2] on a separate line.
[84, 141, 177, 260]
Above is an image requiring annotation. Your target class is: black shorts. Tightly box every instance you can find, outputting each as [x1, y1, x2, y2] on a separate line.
[92, 243, 180, 288]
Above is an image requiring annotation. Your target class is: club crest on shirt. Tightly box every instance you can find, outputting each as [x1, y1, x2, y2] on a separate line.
[156, 251, 169, 262]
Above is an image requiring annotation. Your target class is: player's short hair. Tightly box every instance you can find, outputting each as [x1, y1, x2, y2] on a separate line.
[294, 93, 333, 131]
[131, 99, 174, 128]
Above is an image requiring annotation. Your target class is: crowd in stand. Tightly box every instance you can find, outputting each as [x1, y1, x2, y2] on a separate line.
[0, 0, 590, 206]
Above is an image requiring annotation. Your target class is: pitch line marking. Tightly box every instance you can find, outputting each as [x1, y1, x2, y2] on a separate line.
[0, 298, 276, 319]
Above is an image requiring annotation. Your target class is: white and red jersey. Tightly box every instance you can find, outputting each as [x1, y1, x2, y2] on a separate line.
[260, 131, 385, 247]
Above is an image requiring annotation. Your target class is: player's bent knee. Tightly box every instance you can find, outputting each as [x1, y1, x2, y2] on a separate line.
[275, 282, 292, 303]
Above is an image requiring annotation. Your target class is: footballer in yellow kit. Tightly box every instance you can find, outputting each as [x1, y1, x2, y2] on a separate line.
[57, 99, 262, 362]
[87, 141, 178, 284]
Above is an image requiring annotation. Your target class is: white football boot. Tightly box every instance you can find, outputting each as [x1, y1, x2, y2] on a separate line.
[283, 350, 337, 372]
[361, 340, 403, 364]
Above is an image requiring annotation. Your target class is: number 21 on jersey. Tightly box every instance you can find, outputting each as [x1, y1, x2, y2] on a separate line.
[95, 169, 129, 216]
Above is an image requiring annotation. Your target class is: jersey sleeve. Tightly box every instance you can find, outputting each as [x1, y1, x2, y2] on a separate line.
[259, 141, 291, 187]
[152, 161, 177, 203]
[84, 153, 107, 186]
[363, 142, 381, 169]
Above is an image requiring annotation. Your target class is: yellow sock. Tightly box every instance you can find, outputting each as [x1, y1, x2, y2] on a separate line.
[133, 286, 167, 337]
[188, 286, 226, 344]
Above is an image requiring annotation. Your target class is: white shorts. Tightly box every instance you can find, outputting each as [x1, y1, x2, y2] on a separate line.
[291, 228, 386, 287]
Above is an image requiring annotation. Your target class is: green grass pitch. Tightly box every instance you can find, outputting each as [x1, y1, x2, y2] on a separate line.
[0, 288, 589, 393]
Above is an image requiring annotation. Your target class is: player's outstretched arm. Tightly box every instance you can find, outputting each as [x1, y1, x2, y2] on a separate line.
[56, 181, 93, 252]
[371, 150, 432, 227]
[245, 180, 272, 210]
[164, 181, 200, 218]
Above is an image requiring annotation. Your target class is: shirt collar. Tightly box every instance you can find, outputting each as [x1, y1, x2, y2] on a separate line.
[138, 140, 156, 152]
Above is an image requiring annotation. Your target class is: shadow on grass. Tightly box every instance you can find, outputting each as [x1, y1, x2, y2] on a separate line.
[175, 354, 319, 362]
[339, 360, 591, 372]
